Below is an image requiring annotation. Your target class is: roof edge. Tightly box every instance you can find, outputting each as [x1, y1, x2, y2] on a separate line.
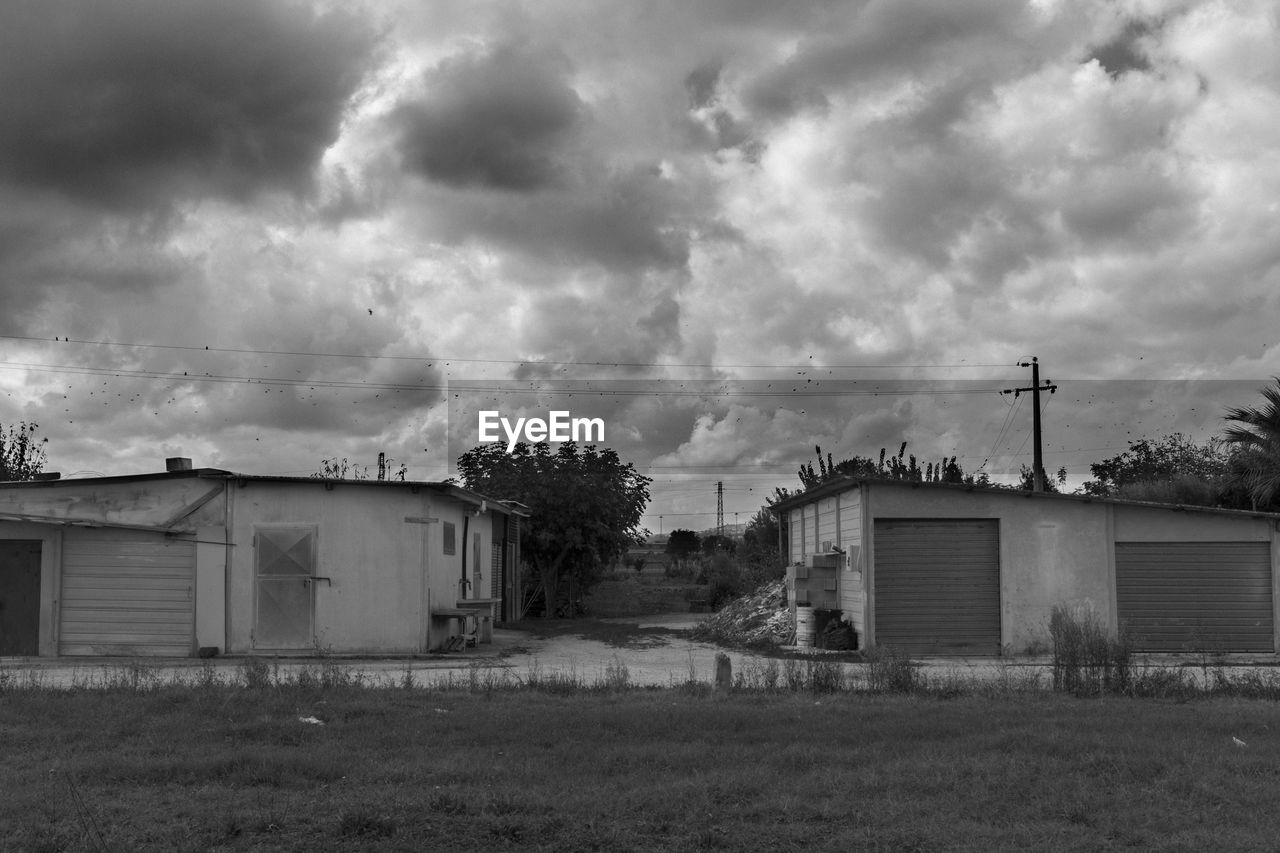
[770, 476, 1280, 521]
[0, 469, 525, 516]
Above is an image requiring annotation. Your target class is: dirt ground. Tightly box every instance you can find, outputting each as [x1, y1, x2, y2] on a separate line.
[5, 614, 1274, 688]
[1, 614, 766, 688]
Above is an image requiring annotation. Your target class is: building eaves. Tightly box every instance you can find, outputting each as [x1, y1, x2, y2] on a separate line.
[208, 472, 525, 516]
[0, 468, 232, 488]
[770, 476, 1280, 523]
[0, 468, 529, 517]
[0, 512, 197, 535]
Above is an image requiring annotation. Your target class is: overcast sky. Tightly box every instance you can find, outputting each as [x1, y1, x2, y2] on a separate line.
[2, 0, 1278, 532]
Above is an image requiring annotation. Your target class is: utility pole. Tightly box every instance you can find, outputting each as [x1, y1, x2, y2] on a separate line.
[1001, 357, 1057, 491]
[716, 481, 724, 540]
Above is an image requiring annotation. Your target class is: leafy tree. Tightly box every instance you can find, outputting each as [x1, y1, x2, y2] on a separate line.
[1082, 434, 1230, 498]
[738, 505, 784, 584]
[701, 550, 745, 609]
[700, 533, 737, 555]
[1078, 433, 1247, 508]
[1016, 464, 1068, 493]
[665, 529, 701, 568]
[0, 422, 48, 481]
[742, 506, 778, 552]
[1223, 379, 1280, 510]
[456, 441, 651, 617]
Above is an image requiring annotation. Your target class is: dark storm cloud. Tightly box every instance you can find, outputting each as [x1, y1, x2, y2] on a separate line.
[389, 40, 711, 273]
[392, 43, 583, 191]
[637, 296, 682, 353]
[0, 205, 186, 336]
[0, 0, 379, 209]
[685, 61, 723, 110]
[1089, 19, 1155, 78]
[742, 0, 1030, 121]
[418, 159, 695, 273]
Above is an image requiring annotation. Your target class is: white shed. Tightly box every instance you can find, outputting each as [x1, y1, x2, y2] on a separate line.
[0, 462, 523, 657]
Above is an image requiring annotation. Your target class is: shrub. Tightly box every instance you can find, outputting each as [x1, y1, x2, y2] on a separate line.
[1048, 605, 1130, 695]
[239, 657, 273, 689]
[701, 551, 746, 609]
[865, 646, 919, 694]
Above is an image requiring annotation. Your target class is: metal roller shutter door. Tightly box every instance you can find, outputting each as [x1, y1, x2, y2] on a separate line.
[60, 530, 195, 656]
[874, 519, 1001, 656]
[1115, 542, 1273, 653]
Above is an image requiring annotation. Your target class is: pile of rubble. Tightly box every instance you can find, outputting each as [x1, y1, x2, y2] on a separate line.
[692, 579, 794, 647]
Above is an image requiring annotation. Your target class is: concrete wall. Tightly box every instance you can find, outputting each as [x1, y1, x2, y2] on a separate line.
[1113, 504, 1273, 541]
[195, 526, 226, 652]
[866, 486, 1113, 653]
[225, 481, 493, 654]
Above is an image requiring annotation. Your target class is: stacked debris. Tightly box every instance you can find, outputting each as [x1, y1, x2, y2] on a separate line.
[818, 616, 858, 651]
[692, 579, 794, 647]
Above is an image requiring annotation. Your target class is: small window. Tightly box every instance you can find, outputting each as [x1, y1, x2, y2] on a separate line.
[442, 521, 456, 555]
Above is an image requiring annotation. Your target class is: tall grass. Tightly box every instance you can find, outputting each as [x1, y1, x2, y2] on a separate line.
[6, 646, 1280, 702]
[1048, 605, 1131, 695]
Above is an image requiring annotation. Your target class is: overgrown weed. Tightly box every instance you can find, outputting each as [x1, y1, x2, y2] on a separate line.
[9, 648, 1280, 701]
[1049, 605, 1131, 695]
[97, 660, 163, 692]
[865, 646, 920, 694]
[602, 655, 631, 691]
[239, 656, 273, 689]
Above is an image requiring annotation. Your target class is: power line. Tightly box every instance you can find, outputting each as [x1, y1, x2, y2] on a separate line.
[0, 334, 1014, 372]
[0, 359, 1013, 398]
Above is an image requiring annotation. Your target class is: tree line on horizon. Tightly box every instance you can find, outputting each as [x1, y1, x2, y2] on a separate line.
[790, 377, 1280, 514]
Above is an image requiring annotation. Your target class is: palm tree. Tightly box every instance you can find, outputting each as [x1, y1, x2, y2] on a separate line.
[1222, 378, 1280, 510]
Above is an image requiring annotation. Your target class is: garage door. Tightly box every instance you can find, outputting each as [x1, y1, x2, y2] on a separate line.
[873, 519, 1001, 656]
[60, 530, 195, 656]
[1116, 542, 1273, 653]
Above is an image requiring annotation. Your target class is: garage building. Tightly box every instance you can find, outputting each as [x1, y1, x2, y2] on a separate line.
[774, 478, 1280, 656]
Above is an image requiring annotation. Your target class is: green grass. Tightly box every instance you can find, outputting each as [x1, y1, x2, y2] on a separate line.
[5, 674, 1280, 852]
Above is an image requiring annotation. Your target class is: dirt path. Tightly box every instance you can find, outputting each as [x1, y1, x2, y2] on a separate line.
[1, 614, 771, 689]
[14, 614, 1226, 690]
[478, 614, 758, 686]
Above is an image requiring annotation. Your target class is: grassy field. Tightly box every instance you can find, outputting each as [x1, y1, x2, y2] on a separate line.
[5, 665, 1280, 852]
